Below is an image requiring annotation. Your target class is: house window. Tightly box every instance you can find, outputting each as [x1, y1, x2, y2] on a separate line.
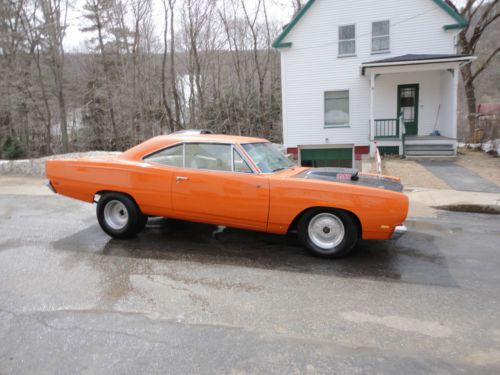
[325, 91, 349, 127]
[338, 24, 355, 56]
[372, 20, 390, 53]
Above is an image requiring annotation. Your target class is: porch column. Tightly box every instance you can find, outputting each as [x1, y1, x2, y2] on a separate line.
[451, 68, 459, 140]
[369, 72, 375, 157]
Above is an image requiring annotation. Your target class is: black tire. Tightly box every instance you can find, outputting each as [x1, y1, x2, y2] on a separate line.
[96, 192, 147, 239]
[297, 208, 359, 258]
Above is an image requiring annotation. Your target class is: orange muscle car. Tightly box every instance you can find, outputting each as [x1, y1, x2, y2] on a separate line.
[45, 134, 408, 258]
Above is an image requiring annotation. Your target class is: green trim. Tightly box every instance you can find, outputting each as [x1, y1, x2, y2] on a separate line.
[272, 0, 317, 48]
[397, 84, 419, 136]
[272, 0, 467, 49]
[378, 146, 400, 156]
[444, 23, 466, 30]
[432, 0, 468, 30]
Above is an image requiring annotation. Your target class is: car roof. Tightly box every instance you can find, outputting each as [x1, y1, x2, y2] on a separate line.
[120, 134, 269, 161]
[162, 134, 268, 143]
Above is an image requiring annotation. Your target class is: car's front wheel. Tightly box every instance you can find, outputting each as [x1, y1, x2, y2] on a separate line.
[298, 208, 359, 258]
[96, 193, 147, 239]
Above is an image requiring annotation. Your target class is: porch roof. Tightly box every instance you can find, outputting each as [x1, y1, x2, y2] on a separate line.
[361, 54, 475, 75]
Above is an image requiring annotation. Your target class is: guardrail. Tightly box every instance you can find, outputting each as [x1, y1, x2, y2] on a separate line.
[375, 119, 399, 138]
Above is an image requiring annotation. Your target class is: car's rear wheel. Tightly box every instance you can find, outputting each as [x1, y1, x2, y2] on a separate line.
[298, 208, 358, 258]
[97, 193, 147, 239]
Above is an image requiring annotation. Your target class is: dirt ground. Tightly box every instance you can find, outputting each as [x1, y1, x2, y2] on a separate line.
[455, 148, 500, 187]
[382, 157, 450, 189]
[382, 149, 500, 190]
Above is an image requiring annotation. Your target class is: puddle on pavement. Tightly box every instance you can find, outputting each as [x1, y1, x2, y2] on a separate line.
[435, 204, 500, 215]
[405, 220, 452, 236]
[0, 239, 24, 252]
[49, 217, 459, 288]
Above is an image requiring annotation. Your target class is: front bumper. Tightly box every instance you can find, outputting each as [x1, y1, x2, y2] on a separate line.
[46, 181, 57, 194]
[391, 225, 407, 240]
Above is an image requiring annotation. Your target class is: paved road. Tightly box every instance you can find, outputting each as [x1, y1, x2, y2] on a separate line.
[1, 189, 500, 373]
[419, 160, 500, 193]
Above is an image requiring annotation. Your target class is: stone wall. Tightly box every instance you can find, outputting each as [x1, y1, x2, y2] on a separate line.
[0, 152, 121, 177]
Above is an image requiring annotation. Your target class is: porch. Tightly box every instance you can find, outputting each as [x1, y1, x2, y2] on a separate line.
[362, 54, 474, 157]
[373, 134, 457, 157]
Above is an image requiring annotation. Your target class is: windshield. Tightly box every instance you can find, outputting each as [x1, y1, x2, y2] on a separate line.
[242, 142, 296, 173]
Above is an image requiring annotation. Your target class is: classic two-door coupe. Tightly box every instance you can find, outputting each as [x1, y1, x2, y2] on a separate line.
[45, 134, 408, 258]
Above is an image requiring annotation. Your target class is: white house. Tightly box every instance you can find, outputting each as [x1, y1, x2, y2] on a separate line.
[274, 0, 475, 168]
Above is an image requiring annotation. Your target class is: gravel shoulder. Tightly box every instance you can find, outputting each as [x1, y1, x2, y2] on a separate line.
[383, 149, 500, 190]
[455, 148, 500, 188]
[382, 157, 450, 189]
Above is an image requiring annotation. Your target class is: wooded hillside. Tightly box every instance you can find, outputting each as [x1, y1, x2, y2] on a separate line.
[1, 0, 282, 158]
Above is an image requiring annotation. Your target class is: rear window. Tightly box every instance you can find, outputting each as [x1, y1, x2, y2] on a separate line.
[144, 144, 184, 167]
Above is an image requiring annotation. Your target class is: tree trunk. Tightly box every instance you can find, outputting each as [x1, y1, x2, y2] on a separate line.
[460, 63, 477, 139]
[56, 66, 69, 152]
[35, 48, 53, 154]
[169, 0, 182, 130]
[161, 2, 175, 133]
[94, 6, 119, 149]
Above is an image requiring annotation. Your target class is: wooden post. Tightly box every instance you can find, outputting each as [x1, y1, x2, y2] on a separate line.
[369, 72, 375, 157]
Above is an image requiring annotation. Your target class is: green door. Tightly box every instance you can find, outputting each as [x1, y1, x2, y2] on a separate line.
[397, 84, 419, 136]
[300, 148, 353, 168]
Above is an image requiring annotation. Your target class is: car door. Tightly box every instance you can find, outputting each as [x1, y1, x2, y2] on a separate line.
[171, 142, 270, 231]
[139, 143, 184, 216]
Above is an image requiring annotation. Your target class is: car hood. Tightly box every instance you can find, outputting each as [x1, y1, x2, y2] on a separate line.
[293, 168, 404, 192]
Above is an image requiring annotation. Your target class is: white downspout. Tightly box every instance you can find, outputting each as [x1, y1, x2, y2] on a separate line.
[369, 72, 376, 157]
[451, 67, 459, 155]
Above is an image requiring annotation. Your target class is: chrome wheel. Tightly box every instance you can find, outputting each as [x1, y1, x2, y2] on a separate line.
[103, 200, 129, 230]
[307, 212, 345, 250]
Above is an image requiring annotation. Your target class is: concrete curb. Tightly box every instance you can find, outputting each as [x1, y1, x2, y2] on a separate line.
[0, 152, 121, 177]
[406, 188, 500, 215]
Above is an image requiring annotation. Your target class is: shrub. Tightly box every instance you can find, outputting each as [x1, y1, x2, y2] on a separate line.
[1, 135, 26, 160]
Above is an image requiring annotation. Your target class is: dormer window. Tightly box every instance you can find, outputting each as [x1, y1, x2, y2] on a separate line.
[372, 20, 390, 53]
[338, 24, 356, 57]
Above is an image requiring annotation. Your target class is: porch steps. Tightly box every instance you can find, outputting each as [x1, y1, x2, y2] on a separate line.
[404, 143, 455, 157]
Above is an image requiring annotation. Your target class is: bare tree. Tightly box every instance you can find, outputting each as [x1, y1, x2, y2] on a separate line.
[168, 0, 182, 130]
[161, 0, 175, 133]
[447, 0, 500, 138]
[82, 0, 119, 148]
[0, 0, 283, 156]
[40, 0, 70, 152]
[20, 0, 54, 154]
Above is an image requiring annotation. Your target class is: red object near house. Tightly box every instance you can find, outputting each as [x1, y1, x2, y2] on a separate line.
[477, 103, 500, 115]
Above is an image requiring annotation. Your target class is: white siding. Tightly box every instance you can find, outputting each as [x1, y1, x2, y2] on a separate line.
[439, 69, 457, 138]
[280, 0, 459, 148]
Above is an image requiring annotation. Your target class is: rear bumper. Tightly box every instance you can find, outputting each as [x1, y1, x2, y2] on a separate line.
[391, 225, 407, 240]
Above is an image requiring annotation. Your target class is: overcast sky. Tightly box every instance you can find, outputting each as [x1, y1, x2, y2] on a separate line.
[63, 0, 295, 51]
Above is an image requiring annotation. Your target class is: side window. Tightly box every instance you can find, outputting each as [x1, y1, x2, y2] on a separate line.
[372, 20, 390, 53]
[325, 90, 350, 127]
[338, 24, 355, 57]
[233, 149, 253, 173]
[144, 144, 184, 167]
[185, 143, 232, 171]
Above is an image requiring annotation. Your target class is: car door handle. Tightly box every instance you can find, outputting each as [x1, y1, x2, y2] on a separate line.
[176, 176, 189, 182]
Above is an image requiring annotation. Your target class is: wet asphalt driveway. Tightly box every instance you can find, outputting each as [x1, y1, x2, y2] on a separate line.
[419, 160, 500, 193]
[1, 191, 500, 374]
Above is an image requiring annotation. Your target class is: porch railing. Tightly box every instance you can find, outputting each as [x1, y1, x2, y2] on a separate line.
[375, 118, 399, 138]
